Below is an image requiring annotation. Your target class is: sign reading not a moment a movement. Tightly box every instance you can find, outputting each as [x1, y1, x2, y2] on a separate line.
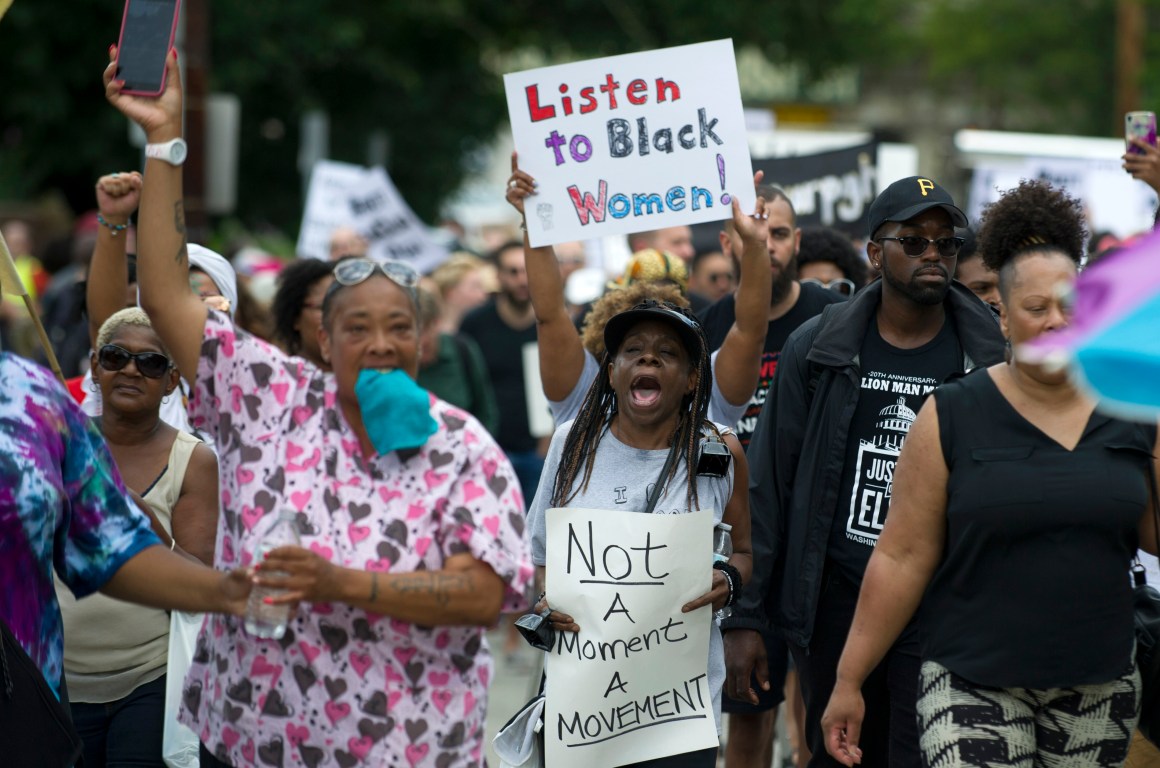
[504, 40, 756, 248]
[296, 160, 448, 274]
[544, 507, 718, 768]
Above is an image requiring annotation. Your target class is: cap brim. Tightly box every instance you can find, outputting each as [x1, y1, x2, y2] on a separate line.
[604, 307, 703, 361]
[886, 202, 969, 229]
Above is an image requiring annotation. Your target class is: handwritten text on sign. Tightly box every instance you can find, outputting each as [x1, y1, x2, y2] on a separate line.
[504, 40, 755, 247]
[544, 508, 717, 768]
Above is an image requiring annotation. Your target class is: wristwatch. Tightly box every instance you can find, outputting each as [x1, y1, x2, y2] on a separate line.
[145, 138, 188, 166]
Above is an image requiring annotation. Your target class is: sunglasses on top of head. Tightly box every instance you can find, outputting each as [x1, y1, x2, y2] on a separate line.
[97, 344, 173, 379]
[800, 277, 856, 297]
[332, 259, 420, 289]
[877, 236, 965, 259]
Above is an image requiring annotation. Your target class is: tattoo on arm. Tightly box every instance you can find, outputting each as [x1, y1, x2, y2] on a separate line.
[389, 573, 472, 608]
[173, 201, 188, 265]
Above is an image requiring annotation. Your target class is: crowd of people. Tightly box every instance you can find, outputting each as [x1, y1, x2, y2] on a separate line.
[3, 38, 1160, 768]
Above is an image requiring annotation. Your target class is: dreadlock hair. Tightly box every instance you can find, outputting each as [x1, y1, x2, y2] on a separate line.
[552, 300, 717, 513]
[976, 180, 1086, 303]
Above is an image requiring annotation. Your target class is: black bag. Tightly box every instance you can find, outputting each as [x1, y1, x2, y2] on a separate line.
[1135, 463, 1160, 745]
[0, 617, 84, 767]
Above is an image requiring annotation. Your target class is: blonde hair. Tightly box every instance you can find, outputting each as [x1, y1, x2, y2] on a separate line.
[430, 253, 487, 298]
[95, 307, 165, 352]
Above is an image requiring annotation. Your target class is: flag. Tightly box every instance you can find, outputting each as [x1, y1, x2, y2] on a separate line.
[0, 1, 14, 24]
[0, 230, 28, 297]
[1022, 227, 1160, 421]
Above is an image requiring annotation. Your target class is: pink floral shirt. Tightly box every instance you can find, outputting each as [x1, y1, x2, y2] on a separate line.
[180, 312, 532, 767]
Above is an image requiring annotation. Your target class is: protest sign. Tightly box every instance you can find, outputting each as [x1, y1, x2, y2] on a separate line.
[296, 160, 448, 273]
[752, 142, 879, 237]
[504, 40, 755, 248]
[544, 507, 717, 768]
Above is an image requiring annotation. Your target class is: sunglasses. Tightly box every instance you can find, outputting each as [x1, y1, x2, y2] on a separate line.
[877, 236, 965, 259]
[97, 344, 173, 379]
[332, 259, 420, 289]
[800, 277, 856, 297]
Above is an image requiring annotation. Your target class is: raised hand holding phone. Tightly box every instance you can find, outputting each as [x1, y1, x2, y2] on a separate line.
[105, 44, 182, 142]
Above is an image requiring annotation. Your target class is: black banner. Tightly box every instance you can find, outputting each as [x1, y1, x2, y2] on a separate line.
[753, 141, 878, 238]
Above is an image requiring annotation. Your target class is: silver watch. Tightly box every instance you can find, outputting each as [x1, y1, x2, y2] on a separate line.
[145, 138, 188, 166]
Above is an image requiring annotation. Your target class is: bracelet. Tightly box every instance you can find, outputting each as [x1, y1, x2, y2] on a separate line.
[713, 560, 742, 608]
[96, 213, 129, 236]
[369, 571, 379, 602]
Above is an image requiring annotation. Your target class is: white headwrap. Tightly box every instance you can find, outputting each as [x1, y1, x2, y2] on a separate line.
[187, 243, 238, 317]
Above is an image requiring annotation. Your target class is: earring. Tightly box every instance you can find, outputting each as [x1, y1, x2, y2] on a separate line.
[1004, 337, 1012, 365]
[88, 378, 99, 392]
[162, 394, 171, 405]
[609, 392, 618, 413]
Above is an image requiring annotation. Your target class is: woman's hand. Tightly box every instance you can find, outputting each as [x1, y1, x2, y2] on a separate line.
[533, 593, 580, 633]
[218, 567, 255, 616]
[1124, 138, 1160, 193]
[104, 45, 183, 141]
[821, 680, 865, 767]
[95, 171, 143, 221]
[681, 567, 729, 613]
[254, 546, 343, 604]
[505, 152, 537, 218]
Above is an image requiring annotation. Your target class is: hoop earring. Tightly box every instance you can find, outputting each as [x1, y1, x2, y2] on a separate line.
[161, 395, 171, 405]
[1004, 337, 1013, 365]
[88, 378, 99, 392]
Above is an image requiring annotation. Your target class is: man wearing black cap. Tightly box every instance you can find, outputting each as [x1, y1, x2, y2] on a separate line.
[723, 177, 1005, 767]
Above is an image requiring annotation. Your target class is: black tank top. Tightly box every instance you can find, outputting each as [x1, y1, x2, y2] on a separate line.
[921, 369, 1155, 688]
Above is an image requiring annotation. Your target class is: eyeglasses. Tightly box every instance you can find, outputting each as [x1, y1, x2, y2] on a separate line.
[97, 344, 173, 378]
[800, 277, 856, 297]
[877, 236, 964, 259]
[332, 259, 420, 289]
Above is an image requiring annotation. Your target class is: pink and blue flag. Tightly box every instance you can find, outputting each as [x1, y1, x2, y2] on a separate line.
[1022, 227, 1160, 421]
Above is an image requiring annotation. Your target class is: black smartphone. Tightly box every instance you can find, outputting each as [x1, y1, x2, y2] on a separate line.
[115, 0, 181, 96]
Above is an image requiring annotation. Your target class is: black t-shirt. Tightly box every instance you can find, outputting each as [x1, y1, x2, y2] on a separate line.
[828, 317, 961, 584]
[698, 283, 844, 448]
[459, 300, 538, 453]
[923, 371, 1153, 688]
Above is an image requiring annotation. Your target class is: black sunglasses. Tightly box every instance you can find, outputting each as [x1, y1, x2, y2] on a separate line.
[97, 344, 173, 379]
[878, 236, 964, 259]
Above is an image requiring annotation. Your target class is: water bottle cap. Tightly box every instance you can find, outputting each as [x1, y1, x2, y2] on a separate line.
[278, 509, 298, 521]
[716, 522, 732, 532]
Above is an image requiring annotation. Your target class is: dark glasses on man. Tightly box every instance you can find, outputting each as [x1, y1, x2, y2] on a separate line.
[877, 236, 965, 259]
[97, 344, 173, 378]
[800, 277, 856, 297]
[332, 259, 420, 289]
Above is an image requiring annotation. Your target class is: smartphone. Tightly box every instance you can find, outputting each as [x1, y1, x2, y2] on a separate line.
[1126, 111, 1157, 155]
[115, 0, 181, 96]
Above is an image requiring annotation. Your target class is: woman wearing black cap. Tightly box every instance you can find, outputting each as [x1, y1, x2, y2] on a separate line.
[526, 300, 752, 767]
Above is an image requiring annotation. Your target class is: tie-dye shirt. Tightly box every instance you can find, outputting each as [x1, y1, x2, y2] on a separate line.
[180, 312, 533, 768]
[0, 353, 160, 697]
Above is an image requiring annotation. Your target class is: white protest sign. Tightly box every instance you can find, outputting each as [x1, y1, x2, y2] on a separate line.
[544, 507, 717, 768]
[504, 40, 755, 248]
[297, 160, 448, 273]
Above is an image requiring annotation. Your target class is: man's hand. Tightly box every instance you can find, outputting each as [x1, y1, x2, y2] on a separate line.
[723, 629, 770, 704]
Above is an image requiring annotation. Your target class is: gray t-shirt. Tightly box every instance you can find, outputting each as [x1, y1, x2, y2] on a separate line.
[528, 420, 735, 731]
[548, 349, 745, 430]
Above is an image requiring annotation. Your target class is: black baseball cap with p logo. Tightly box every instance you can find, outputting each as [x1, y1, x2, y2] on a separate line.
[867, 176, 968, 239]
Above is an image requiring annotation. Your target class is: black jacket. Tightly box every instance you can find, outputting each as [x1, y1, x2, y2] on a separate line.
[724, 280, 1006, 647]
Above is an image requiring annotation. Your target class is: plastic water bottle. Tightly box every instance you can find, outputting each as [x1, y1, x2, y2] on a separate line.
[244, 509, 300, 639]
[713, 522, 733, 623]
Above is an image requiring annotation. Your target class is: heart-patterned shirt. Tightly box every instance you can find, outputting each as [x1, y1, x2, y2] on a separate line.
[179, 311, 533, 767]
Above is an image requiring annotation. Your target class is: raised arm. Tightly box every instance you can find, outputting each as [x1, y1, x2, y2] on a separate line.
[712, 174, 772, 406]
[505, 152, 586, 401]
[822, 398, 949, 766]
[87, 172, 143, 345]
[104, 47, 206, 381]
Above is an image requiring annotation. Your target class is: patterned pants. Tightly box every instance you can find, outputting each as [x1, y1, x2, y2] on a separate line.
[916, 659, 1140, 767]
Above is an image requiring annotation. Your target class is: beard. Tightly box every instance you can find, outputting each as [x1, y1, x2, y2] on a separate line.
[770, 257, 798, 306]
[881, 260, 950, 306]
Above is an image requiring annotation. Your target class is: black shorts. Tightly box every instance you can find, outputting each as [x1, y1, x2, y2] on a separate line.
[721, 627, 789, 714]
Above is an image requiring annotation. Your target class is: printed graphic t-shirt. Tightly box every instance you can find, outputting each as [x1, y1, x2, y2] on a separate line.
[698, 283, 843, 448]
[828, 318, 960, 585]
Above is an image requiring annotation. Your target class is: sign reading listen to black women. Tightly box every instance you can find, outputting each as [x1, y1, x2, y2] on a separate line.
[504, 39, 755, 247]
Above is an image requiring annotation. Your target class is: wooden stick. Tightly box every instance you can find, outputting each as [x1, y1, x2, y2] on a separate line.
[22, 293, 66, 386]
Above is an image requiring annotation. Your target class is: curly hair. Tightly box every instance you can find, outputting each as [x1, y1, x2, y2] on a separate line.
[553, 300, 716, 512]
[798, 226, 869, 288]
[976, 180, 1086, 299]
[272, 258, 335, 354]
[580, 282, 687, 359]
